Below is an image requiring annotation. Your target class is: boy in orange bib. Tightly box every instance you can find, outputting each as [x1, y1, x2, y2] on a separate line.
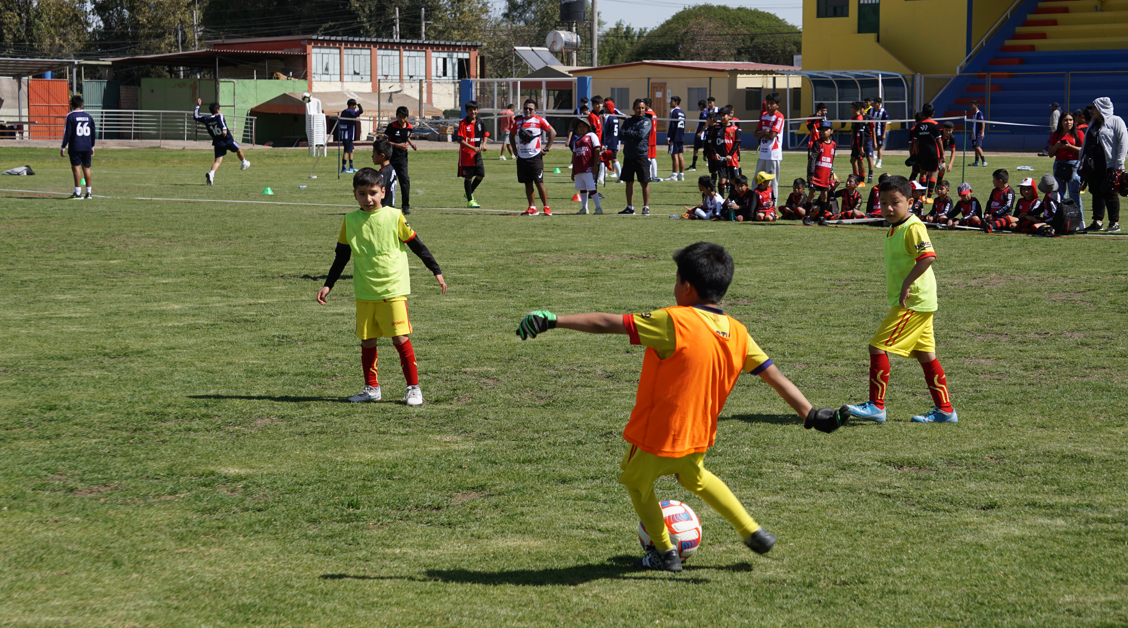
[516, 242, 847, 572]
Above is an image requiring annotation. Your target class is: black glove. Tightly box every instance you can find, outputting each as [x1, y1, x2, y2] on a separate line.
[804, 406, 850, 433]
[516, 311, 557, 340]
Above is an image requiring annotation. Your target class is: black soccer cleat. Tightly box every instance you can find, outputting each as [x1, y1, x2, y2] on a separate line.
[618, 207, 635, 215]
[634, 548, 683, 572]
[744, 528, 776, 555]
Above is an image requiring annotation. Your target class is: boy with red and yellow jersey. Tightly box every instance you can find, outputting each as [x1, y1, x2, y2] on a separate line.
[317, 168, 447, 407]
[516, 242, 847, 573]
[846, 175, 958, 425]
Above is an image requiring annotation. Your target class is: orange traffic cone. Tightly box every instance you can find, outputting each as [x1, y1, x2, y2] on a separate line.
[571, 193, 581, 202]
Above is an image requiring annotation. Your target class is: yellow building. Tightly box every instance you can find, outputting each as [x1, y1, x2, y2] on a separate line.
[569, 60, 802, 133]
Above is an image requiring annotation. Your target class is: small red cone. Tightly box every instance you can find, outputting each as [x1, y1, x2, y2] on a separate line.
[571, 193, 581, 202]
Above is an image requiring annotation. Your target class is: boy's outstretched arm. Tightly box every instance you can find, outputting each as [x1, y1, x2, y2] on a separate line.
[515, 311, 626, 340]
[758, 364, 850, 433]
[405, 235, 446, 294]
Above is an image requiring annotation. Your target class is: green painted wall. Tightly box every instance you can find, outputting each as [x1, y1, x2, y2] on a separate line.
[139, 78, 296, 144]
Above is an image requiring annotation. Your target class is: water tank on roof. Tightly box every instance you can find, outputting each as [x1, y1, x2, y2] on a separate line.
[560, 0, 585, 23]
[546, 30, 581, 54]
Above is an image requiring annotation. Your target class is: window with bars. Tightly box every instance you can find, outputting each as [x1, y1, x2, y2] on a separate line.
[312, 47, 340, 82]
[432, 52, 469, 81]
[404, 50, 426, 80]
[858, 0, 880, 34]
[343, 49, 370, 82]
[377, 50, 400, 81]
[817, 0, 848, 18]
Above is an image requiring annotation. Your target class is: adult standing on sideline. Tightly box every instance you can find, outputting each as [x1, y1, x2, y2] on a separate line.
[1041, 103, 1062, 157]
[1048, 111, 1084, 223]
[498, 103, 514, 160]
[618, 99, 653, 216]
[383, 106, 417, 214]
[510, 99, 556, 216]
[1081, 97, 1127, 232]
[968, 101, 987, 167]
[754, 92, 785, 204]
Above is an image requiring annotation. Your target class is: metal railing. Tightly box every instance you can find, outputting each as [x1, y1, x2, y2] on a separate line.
[0, 109, 257, 145]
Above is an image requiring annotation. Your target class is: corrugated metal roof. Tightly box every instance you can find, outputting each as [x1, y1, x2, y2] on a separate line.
[207, 34, 483, 48]
[103, 49, 306, 67]
[572, 60, 799, 73]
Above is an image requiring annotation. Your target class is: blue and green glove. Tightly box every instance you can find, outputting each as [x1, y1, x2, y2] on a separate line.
[516, 311, 557, 340]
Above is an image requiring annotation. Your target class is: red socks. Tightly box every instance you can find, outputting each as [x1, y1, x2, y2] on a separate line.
[921, 358, 953, 412]
[869, 353, 890, 410]
[395, 339, 419, 386]
[362, 346, 378, 388]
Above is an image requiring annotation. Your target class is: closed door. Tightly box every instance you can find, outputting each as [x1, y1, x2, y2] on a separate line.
[650, 82, 667, 132]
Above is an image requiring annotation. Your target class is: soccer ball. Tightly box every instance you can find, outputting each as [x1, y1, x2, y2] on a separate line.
[638, 500, 703, 561]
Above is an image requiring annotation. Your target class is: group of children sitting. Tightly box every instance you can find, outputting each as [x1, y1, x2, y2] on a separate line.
[681, 166, 1061, 237]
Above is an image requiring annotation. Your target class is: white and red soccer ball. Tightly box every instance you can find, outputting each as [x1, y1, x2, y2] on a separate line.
[638, 500, 702, 561]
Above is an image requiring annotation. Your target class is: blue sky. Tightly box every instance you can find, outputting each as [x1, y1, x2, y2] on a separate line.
[489, 0, 802, 32]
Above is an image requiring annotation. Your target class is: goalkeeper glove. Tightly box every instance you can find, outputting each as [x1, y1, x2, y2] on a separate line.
[804, 405, 850, 434]
[516, 311, 557, 340]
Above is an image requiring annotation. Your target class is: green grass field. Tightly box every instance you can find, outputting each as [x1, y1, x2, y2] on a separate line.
[1, 145, 1126, 627]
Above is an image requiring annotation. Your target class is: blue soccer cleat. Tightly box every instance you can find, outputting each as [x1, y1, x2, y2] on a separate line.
[911, 407, 958, 423]
[846, 401, 887, 423]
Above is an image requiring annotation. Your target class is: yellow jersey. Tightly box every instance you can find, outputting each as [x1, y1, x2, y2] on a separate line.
[337, 207, 416, 301]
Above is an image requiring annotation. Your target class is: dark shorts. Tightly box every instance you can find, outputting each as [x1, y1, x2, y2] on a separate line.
[916, 152, 940, 173]
[876, 136, 885, 148]
[714, 164, 736, 181]
[342, 139, 355, 154]
[459, 154, 485, 178]
[620, 156, 650, 183]
[851, 145, 864, 160]
[68, 151, 92, 168]
[668, 141, 684, 155]
[214, 139, 240, 159]
[863, 140, 875, 158]
[971, 136, 984, 148]
[516, 155, 544, 184]
[693, 135, 705, 150]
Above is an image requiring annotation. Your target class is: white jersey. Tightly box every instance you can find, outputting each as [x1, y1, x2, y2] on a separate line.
[512, 114, 553, 159]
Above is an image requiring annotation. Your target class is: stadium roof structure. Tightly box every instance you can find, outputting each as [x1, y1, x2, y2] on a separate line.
[102, 49, 306, 68]
[205, 35, 483, 48]
[572, 60, 800, 73]
[0, 57, 82, 77]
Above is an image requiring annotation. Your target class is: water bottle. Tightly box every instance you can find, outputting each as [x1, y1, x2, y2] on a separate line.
[299, 185, 308, 189]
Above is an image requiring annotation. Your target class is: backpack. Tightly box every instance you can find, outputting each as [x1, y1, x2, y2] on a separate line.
[1053, 199, 1083, 235]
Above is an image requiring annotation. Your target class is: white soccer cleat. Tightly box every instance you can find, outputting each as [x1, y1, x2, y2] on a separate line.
[205, 171, 214, 186]
[241, 160, 251, 170]
[349, 385, 381, 402]
[876, 159, 883, 168]
[404, 385, 423, 406]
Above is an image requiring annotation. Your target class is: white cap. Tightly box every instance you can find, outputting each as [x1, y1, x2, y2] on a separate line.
[911, 180, 927, 191]
[1020, 177, 1036, 188]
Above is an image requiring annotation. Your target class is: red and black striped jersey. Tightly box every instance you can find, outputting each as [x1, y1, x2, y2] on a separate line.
[951, 197, 983, 219]
[1015, 196, 1044, 219]
[928, 196, 954, 218]
[987, 186, 1016, 218]
[833, 188, 862, 212]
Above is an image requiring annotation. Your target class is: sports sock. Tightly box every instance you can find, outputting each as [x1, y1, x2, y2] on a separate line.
[349, 159, 354, 168]
[613, 162, 622, 178]
[395, 339, 418, 386]
[86, 187, 92, 195]
[592, 191, 601, 209]
[74, 186, 81, 195]
[921, 358, 953, 412]
[690, 156, 697, 168]
[869, 352, 890, 410]
[362, 346, 378, 388]
[469, 177, 483, 195]
[464, 178, 473, 200]
[342, 159, 347, 168]
[580, 192, 589, 211]
[680, 468, 759, 539]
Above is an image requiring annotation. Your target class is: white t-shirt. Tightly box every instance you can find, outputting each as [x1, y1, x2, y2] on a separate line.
[758, 110, 785, 161]
[513, 114, 553, 159]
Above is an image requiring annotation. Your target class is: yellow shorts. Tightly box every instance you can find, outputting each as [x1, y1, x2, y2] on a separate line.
[870, 306, 935, 358]
[619, 445, 708, 492]
[355, 297, 412, 340]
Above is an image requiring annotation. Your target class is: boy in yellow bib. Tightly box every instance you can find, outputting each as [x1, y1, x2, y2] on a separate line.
[516, 242, 848, 572]
[317, 168, 447, 406]
[846, 174, 958, 424]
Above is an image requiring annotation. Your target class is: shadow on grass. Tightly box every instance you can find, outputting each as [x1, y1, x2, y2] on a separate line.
[721, 413, 802, 426]
[187, 394, 352, 404]
[321, 555, 749, 586]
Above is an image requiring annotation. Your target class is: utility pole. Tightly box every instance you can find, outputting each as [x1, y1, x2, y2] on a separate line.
[394, 7, 400, 41]
[421, 8, 425, 41]
[591, 0, 598, 66]
[177, 22, 184, 78]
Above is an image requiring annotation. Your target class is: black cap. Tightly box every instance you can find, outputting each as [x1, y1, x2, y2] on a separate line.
[1051, 102, 1060, 108]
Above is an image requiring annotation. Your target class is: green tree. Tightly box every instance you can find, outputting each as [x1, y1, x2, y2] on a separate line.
[630, 5, 799, 65]
[598, 20, 646, 66]
[0, 0, 89, 56]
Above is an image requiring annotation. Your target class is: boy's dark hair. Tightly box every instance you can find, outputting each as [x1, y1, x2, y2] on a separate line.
[580, 105, 589, 114]
[993, 168, 1009, 184]
[591, 95, 603, 105]
[764, 92, 780, 105]
[633, 98, 646, 109]
[209, 102, 220, 114]
[698, 175, 714, 190]
[942, 121, 954, 130]
[719, 106, 732, 116]
[733, 173, 749, 187]
[921, 103, 935, 117]
[698, 99, 707, 107]
[878, 172, 890, 184]
[707, 96, 716, 103]
[880, 175, 912, 201]
[793, 177, 806, 187]
[524, 98, 537, 109]
[671, 95, 681, 104]
[465, 100, 478, 110]
[396, 105, 409, 117]
[347, 98, 357, 107]
[580, 97, 589, 105]
[372, 138, 392, 157]
[353, 167, 385, 189]
[70, 94, 83, 108]
[874, 97, 883, 104]
[936, 179, 950, 190]
[815, 102, 826, 111]
[970, 100, 979, 107]
[673, 242, 734, 304]
[644, 97, 652, 106]
[846, 173, 862, 185]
